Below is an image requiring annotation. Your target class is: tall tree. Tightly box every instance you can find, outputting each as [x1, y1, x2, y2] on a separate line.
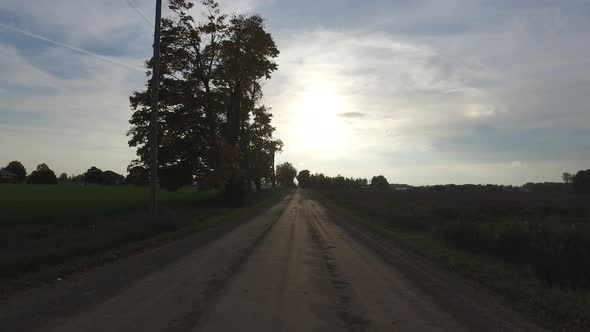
[562, 172, 573, 184]
[217, 13, 279, 199]
[246, 106, 282, 191]
[128, 0, 280, 201]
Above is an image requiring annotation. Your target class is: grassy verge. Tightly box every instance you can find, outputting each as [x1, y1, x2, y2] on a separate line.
[317, 191, 590, 331]
[1, 188, 290, 295]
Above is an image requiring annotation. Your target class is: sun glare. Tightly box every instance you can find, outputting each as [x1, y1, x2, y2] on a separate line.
[292, 83, 349, 156]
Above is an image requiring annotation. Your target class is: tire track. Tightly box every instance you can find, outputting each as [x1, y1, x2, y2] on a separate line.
[305, 199, 374, 332]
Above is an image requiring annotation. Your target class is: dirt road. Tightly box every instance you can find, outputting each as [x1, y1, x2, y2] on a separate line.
[0, 190, 543, 331]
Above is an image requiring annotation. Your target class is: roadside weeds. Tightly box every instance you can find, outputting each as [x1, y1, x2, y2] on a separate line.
[317, 194, 590, 332]
[0, 189, 291, 297]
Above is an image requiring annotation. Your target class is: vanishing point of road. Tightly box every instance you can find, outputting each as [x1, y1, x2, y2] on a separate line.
[0, 190, 544, 331]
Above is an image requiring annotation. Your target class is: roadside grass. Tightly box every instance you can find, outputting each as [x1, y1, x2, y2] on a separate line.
[0, 187, 290, 295]
[0, 184, 218, 224]
[315, 189, 590, 331]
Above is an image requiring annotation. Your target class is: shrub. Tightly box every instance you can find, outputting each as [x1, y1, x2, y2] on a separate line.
[160, 164, 193, 191]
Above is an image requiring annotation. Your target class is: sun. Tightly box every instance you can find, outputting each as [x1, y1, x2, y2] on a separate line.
[292, 83, 349, 156]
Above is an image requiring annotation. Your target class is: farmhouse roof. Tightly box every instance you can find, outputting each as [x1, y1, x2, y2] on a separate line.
[0, 168, 17, 178]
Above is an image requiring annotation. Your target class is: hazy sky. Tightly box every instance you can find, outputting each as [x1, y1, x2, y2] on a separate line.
[1, 0, 589, 185]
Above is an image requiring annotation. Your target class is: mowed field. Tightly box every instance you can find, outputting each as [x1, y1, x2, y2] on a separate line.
[0, 184, 216, 224]
[317, 188, 590, 330]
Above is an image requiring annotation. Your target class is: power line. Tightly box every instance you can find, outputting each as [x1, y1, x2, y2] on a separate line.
[0, 22, 144, 72]
[125, 0, 153, 27]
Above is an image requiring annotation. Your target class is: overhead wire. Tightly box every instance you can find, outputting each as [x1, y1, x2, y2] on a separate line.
[0, 22, 144, 72]
[124, 0, 154, 27]
[0, 1, 154, 72]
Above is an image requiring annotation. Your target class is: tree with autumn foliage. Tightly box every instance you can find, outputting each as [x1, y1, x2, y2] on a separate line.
[128, 0, 281, 200]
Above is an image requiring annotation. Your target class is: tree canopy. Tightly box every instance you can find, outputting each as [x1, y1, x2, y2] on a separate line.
[562, 172, 573, 184]
[84, 167, 125, 186]
[296, 170, 311, 187]
[58, 173, 68, 182]
[371, 175, 390, 190]
[128, 0, 281, 200]
[276, 162, 297, 187]
[573, 169, 590, 194]
[84, 166, 103, 184]
[4, 161, 26, 182]
[296, 172, 367, 189]
[126, 165, 149, 186]
[27, 163, 57, 184]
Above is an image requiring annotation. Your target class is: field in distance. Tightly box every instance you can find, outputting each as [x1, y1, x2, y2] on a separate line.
[0, 184, 217, 225]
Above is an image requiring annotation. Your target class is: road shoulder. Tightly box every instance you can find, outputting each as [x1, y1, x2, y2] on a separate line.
[314, 194, 547, 332]
[0, 192, 292, 332]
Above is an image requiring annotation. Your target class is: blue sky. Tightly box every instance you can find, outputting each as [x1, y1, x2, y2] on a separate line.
[1, 0, 589, 185]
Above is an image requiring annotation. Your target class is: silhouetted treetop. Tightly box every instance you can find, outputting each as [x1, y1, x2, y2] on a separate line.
[27, 163, 57, 184]
[371, 175, 390, 190]
[4, 161, 26, 182]
[276, 162, 297, 187]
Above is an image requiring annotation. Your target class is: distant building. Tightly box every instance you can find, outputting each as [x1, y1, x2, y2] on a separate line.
[0, 168, 18, 184]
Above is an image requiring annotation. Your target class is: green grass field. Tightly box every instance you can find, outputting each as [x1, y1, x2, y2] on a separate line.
[0, 184, 218, 224]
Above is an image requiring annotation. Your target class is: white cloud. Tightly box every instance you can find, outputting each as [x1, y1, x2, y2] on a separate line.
[464, 104, 500, 119]
[270, 28, 502, 169]
[2, 0, 590, 184]
[0, 44, 58, 88]
[0, 40, 144, 175]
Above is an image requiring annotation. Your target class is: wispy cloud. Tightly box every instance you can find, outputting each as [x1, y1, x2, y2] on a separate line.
[0, 22, 144, 72]
[338, 112, 365, 119]
[1, 0, 590, 184]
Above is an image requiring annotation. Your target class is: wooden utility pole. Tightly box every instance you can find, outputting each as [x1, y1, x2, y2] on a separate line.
[149, 0, 162, 219]
[271, 147, 276, 189]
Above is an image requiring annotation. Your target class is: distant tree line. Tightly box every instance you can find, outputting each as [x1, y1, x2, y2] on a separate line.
[1, 160, 133, 186]
[296, 170, 369, 189]
[5, 158, 590, 195]
[291, 168, 590, 194]
[127, 0, 282, 202]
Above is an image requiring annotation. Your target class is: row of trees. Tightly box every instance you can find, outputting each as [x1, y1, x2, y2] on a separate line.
[128, 0, 282, 202]
[2, 158, 294, 190]
[291, 168, 590, 194]
[296, 169, 370, 189]
[2, 161, 131, 186]
[4, 161, 59, 184]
